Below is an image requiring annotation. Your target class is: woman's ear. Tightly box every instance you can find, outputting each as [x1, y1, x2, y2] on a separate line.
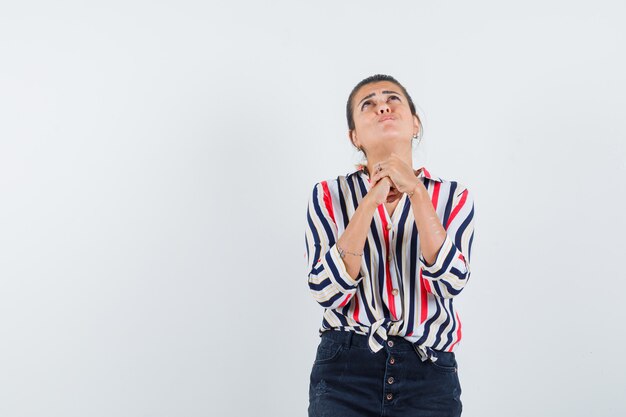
[412, 115, 421, 136]
[349, 130, 359, 149]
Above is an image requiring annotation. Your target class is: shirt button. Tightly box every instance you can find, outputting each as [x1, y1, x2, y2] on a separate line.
[392, 289, 398, 296]
[387, 340, 394, 347]
[389, 357, 395, 365]
[387, 377, 395, 384]
[387, 256, 392, 262]
[386, 393, 393, 401]
[386, 224, 392, 231]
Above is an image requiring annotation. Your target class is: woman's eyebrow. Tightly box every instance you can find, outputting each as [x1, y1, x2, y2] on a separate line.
[357, 90, 401, 106]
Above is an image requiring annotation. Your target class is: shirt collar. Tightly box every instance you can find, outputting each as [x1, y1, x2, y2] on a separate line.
[347, 164, 443, 183]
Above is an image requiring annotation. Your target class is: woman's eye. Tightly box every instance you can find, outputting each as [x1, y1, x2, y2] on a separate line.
[361, 101, 370, 110]
[389, 95, 400, 101]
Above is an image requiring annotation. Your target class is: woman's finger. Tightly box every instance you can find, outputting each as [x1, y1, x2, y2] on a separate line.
[371, 171, 383, 184]
[373, 167, 396, 184]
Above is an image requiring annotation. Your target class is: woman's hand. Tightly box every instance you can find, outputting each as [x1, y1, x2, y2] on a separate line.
[365, 177, 393, 207]
[370, 153, 422, 195]
[364, 176, 404, 207]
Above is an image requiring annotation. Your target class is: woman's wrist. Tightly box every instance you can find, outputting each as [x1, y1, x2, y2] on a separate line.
[407, 180, 425, 200]
[361, 193, 382, 210]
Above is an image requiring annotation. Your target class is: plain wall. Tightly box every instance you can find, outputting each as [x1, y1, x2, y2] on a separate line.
[1, 1, 625, 416]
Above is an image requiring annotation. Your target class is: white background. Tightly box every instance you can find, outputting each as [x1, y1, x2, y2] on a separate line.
[1, 1, 625, 416]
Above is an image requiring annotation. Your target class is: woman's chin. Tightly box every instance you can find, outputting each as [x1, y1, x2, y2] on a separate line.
[380, 131, 411, 143]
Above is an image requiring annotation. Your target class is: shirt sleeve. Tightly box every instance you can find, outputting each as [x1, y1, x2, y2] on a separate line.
[419, 185, 475, 299]
[305, 182, 362, 309]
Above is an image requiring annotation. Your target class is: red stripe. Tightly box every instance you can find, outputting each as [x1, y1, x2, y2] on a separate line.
[431, 181, 441, 210]
[338, 294, 351, 308]
[320, 181, 336, 224]
[353, 296, 360, 322]
[446, 189, 467, 229]
[419, 268, 429, 324]
[377, 205, 397, 320]
[448, 312, 463, 351]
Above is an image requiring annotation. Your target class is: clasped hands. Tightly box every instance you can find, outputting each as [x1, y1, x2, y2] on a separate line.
[368, 153, 423, 205]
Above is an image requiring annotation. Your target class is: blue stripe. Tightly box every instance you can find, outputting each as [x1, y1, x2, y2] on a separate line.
[346, 175, 360, 211]
[450, 266, 467, 280]
[323, 250, 354, 291]
[468, 231, 474, 269]
[306, 210, 322, 268]
[454, 205, 473, 249]
[370, 222, 390, 318]
[311, 264, 324, 275]
[362, 234, 374, 313]
[373, 331, 385, 347]
[442, 182, 458, 229]
[434, 278, 461, 297]
[356, 174, 368, 197]
[304, 233, 309, 259]
[416, 295, 442, 346]
[432, 298, 452, 348]
[440, 301, 458, 351]
[309, 278, 332, 291]
[312, 185, 336, 246]
[319, 292, 344, 308]
[337, 178, 350, 229]
[358, 282, 376, 324]
[333, 309, 349, 326]
[340, 295, 351, 316]
[395, 198, 410, 264]
[421, 244, 455, 278]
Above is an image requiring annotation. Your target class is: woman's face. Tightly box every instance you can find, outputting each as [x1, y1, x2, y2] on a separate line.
[349, 80, 420, 157]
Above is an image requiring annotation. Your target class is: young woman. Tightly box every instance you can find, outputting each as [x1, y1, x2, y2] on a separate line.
[305, 74, 475, 417]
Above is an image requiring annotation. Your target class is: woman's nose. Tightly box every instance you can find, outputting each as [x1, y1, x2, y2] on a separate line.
[377, 103, 391, 113]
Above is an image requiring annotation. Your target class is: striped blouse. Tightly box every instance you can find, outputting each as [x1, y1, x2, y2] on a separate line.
[304, 166, 475, 362]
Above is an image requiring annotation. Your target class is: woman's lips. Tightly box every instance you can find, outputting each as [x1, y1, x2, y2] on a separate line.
[379, 116, 395, 122]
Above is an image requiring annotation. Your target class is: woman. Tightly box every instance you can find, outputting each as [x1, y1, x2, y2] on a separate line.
[305, 74, 475, 417]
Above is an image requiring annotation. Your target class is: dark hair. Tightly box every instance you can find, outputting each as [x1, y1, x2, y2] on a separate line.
[346, 74, 421, 134]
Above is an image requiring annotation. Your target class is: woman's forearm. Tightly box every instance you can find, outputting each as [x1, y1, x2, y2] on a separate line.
[336, 195, 378, 280]
[409, 184, 447, 266]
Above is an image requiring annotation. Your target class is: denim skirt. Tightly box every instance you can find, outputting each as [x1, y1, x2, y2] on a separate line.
[308, 330, 462, 417]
